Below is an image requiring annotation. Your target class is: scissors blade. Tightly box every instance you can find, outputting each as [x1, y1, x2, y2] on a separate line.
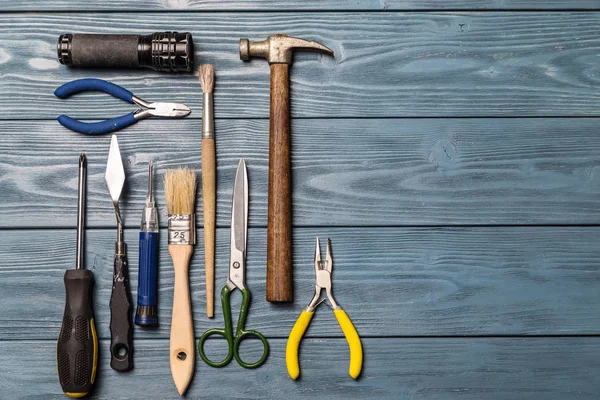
[232, 159, 248, 253]
[229, 159, 248, 288]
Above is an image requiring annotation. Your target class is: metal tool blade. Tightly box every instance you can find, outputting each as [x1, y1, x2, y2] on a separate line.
[232, 159, 248, 253]
[76, 153, 86, 270]
[147, 102, 191, 118]
[105, 135, 125, 204]
[325, 237, 333, 272]
[147, 160, 154, 202]
[315, 237, 321, 268]
[228, 159, 248, 289]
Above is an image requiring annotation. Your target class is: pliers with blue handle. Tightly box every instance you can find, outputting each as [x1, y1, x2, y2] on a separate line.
[54, 78, 191, 135]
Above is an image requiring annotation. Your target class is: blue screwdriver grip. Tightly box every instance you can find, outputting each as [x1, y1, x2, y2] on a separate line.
[54, 78, 134, 103]
[57, 113, 137, 135]
[136, 232, 159, 326]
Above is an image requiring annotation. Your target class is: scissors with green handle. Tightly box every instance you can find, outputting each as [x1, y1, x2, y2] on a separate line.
[198, 159, 269, 369]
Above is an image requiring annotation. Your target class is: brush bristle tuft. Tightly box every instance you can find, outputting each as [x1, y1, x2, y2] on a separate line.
[198, 64, 215, 94]
[164, 167, 197, 215]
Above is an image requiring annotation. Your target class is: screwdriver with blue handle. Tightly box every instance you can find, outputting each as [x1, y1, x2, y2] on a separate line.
[136, 161, 160, 326]
[57, 153, 98, 397]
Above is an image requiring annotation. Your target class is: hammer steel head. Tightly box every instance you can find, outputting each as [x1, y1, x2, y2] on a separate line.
[240, 34, 334, 64]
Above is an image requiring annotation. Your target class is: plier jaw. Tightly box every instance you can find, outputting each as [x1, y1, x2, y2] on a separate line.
[306, 237, 339, 312]
[132, 96, 192, 120]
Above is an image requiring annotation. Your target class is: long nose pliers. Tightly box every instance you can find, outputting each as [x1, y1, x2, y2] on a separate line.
[54, 78, 191, 135]
[286, 238, 363, 380]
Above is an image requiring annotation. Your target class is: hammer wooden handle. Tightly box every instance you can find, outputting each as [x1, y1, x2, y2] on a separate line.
[267, 63, 293, 303]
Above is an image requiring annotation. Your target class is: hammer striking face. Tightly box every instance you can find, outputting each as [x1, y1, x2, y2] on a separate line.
[240, 34, 334, 303]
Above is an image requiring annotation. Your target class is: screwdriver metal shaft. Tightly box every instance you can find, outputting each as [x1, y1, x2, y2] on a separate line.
[76, 154, 85, 270]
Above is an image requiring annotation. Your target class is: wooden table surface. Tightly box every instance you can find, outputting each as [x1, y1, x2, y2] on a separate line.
[1, 2, 599, 399]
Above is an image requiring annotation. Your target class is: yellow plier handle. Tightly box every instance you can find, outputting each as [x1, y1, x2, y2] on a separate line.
[286, 310, 314, 380]
[286, 308, 363, 380]
[334, 309, 363, 379]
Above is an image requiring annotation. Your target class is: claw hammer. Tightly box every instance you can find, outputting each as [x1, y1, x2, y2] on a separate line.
[240, 34, 334, 302]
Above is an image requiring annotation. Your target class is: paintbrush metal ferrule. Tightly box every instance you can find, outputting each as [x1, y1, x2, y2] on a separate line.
[202, 92, 214, 139]
[168, 214, 196, 245]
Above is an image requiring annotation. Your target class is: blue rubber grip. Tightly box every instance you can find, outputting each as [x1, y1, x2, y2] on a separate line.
[136, 232, 159, 325]
[57, 112, 137, 135]
[54, 78, 134, 103]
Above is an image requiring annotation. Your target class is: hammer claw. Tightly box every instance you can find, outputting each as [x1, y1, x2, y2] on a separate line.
[279, 36, 334, 57]
[240, 34, 334, 64]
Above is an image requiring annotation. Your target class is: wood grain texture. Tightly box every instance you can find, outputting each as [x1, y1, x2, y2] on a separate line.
[1, 227, 599, 340]
[1, 7, 599, 400]
[267, 63, 293, 302]
[1, 12, 600, 118]
[2, 1, 600, 11]
[1, 118, 599, 228]
[202, 139, 216, 317]
[167, 244, 195, 395]
[2, 338, 599, 399]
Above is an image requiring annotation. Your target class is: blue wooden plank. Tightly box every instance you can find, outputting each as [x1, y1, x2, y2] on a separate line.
[2, 0, 599, 11]
[0, 6, 597, 400]
[1, 227, 599, 339]
[1, 118, 599, 228]
[1, 338, 599, 399]
[1, 13, 600, 119]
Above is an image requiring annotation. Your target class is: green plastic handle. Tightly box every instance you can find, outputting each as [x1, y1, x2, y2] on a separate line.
[198, 286, 269, 369]
[198, 285, 235, 368]
[233, 288, 269, 369]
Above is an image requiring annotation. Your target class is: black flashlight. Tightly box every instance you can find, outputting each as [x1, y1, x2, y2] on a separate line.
[57, 32, 194, 72]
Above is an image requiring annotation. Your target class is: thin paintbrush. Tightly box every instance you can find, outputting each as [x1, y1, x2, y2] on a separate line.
[164, 167, 197, 396]
[199, 64, 216, 318]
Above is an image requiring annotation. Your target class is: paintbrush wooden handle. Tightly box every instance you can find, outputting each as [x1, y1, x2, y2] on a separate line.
[202, 138, 216, 318]
[168, 244, 195, 396]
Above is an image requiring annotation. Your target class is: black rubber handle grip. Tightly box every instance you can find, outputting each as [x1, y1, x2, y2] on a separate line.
[110, 248, 134, 371]
[68, 34, 140, 68]
[57, 269, 98, 397]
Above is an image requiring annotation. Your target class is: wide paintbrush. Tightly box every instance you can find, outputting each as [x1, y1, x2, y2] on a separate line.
[164, 167, 197, 396]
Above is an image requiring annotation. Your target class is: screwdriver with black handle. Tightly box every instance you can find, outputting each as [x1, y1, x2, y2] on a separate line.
[57, 153, 98, 398]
